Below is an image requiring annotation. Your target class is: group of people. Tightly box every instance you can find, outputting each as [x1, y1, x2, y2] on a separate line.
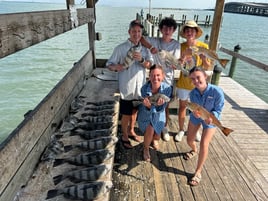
[106, 18, 224, 186]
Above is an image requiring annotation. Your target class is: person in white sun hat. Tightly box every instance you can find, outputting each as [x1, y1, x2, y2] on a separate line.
[175, 20, 211, 142]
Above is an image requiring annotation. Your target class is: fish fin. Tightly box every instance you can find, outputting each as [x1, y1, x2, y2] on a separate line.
[46, 189, 60, 199]
[219, 59, 230, 68]
[221, 127, 234, 136]
[53, 175, 64, 185]
[64, 145, 73, 152]
[53, 159, 65, 167]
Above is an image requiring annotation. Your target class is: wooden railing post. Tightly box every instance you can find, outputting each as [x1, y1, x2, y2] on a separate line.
[229, 44, 241, 78]
[211, 65, 222, 85]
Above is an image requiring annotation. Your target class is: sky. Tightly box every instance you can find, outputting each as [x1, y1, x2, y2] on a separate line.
[3, 0, 268, 9]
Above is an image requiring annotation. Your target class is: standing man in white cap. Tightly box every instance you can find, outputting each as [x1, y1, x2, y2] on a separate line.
[175, 20, 211, 142]
[106, 20, 153, 149]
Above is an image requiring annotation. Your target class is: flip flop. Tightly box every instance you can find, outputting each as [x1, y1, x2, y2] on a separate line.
[121, 137, 133, 149]
[128, 135, 142, 142]
[189, 174, 202, 186]
[183, 150, 197, 160]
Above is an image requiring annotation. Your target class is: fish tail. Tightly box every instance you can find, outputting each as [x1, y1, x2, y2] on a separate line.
[53, 175, 64, 185]
[46, 189, 61, 199]
[53, 159, 65, 167]
[219, 59, 230, 68]
[221, 127, 234, 136]
[64, 145, 73, 152]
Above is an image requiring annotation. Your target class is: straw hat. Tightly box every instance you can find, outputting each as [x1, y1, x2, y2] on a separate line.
[180, 20, 203, 39]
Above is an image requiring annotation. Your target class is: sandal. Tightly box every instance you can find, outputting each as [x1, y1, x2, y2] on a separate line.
[189, 174, 202, 186]
[121, 137, 133, 149]
[183, 150, 197, 160]
[128, 135, 142, 143]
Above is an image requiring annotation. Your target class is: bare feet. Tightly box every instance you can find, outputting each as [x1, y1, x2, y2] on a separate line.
[151, 140, 159, 150]
[143, 148, 151, 162]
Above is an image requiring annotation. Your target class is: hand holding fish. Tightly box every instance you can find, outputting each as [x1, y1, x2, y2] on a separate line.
[132, 51, 143, 62]
[142, 97, 151, 108]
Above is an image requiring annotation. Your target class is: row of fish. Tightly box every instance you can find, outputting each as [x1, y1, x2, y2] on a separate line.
[44, 98, 118, 200]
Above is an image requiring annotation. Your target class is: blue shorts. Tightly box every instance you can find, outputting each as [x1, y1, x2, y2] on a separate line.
[190, 114, 216, 129]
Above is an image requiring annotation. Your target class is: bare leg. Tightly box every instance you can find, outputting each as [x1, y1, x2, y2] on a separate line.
[121, 114, 132, 148]
[129, 108, 137, 135]
[195, 127, 216, 175]
[186, 121, 201, 152]
[178, 99, 187, 131]
[143, 125, 154, 161]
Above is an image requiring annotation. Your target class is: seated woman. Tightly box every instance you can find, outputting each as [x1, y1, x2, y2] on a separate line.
[137, 64, 172, 162]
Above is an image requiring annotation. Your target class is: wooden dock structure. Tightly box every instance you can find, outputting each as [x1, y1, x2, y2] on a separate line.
[224, 2, 268, 17]
[109, 75, 268, 201]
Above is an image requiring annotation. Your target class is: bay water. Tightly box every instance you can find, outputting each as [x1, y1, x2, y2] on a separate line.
[0, 2, 267, 142]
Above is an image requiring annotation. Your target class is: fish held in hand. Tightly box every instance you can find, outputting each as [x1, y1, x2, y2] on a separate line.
[158, 49, 190, 76]
[190, 46, 229, 68]
[46, 181, 113, 200]
[186, 101, 233, 136]
[123, 43, 142, 69]
[133, 93, 170, 107]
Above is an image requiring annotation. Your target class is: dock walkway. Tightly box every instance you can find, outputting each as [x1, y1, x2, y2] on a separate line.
[110, 75, 268, 201]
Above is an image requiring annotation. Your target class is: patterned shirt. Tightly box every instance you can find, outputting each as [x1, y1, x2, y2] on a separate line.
[189, 83, 225, 120]
[106, 39, 153, 100]
[137, 82, 172, 135]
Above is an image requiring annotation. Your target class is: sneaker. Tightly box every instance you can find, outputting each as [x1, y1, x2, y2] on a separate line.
[195, 131, 201, 142]
[175, 130, 185, 142]
[162, 127, 170, 141]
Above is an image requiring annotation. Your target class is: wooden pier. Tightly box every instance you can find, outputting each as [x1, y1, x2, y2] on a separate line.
[109, 75, 268, 201]
[224, 2, 268, 17]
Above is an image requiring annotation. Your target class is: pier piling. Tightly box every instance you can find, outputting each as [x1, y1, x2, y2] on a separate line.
[229, 44, 241, 78]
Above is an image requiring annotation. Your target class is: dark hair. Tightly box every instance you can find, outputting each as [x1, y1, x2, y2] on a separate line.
[189, 66, 206, 75]
[149, 64, 164, 73]
[159, 17, 177, 31]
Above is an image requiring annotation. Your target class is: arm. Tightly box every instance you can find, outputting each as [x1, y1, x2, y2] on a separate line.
[140, 36, 158, 54]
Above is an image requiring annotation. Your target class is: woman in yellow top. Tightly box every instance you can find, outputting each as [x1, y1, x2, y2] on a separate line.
[175, 20, 211, 142]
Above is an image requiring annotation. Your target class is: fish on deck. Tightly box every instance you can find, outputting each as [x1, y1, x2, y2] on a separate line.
[63, 136, 118, 152]
[53, 148, 114, 167]
[190, 46, 230, 68]
[52, 164, 112, 185]
[70, 126, 115, 140]
[186, 101, 234, 136]
[46, 181, 113, 200]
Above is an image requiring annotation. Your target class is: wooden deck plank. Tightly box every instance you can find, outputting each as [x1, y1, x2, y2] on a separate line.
[110, 75, 268, 201]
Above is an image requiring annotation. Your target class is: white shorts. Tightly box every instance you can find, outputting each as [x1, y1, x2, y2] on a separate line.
[176, 88, 191, 101]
